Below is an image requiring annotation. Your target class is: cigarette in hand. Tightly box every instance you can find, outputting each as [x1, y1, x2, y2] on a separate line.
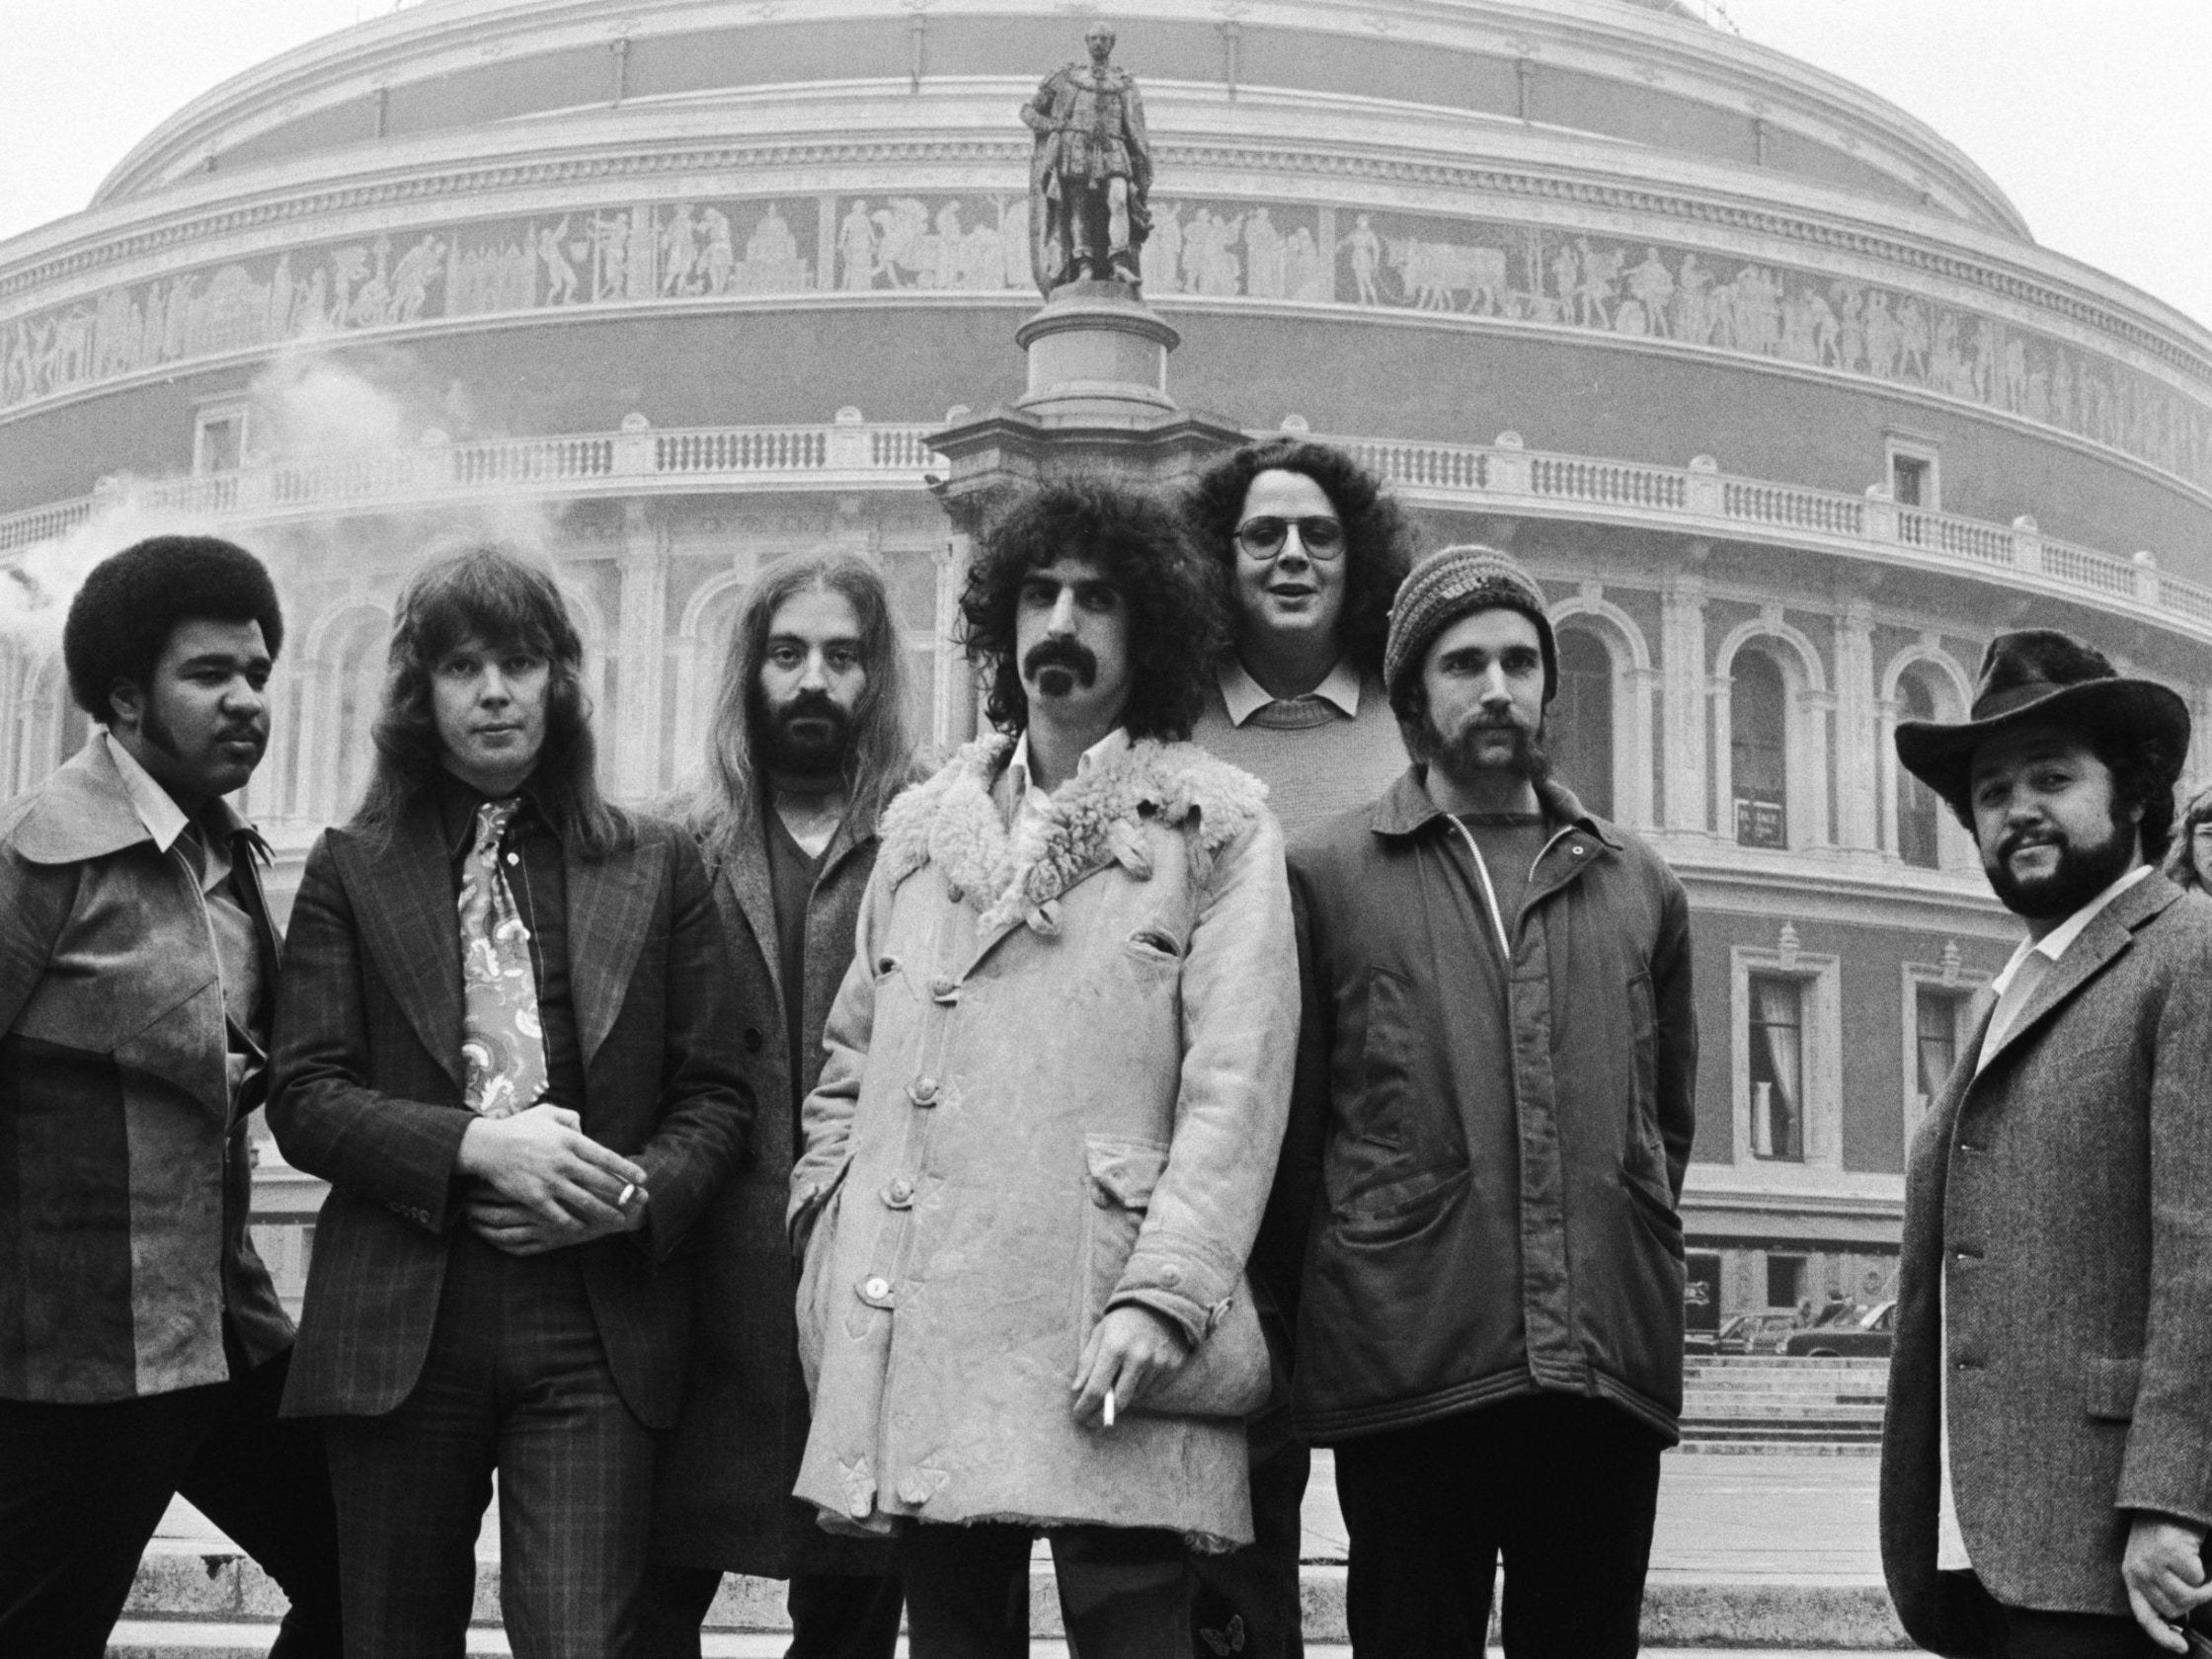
[616, 1182, 638, 1209]
[1103, 1390, 1116, 1429]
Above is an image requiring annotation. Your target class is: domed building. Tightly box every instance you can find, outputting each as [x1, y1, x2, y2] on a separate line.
[2, 0, 2207, 1324]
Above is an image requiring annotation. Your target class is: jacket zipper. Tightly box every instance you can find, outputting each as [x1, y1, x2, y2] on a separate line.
[1446, 818, 1580, 958]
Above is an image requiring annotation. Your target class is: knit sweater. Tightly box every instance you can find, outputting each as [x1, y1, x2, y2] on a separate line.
[1188, 663, 1409, 836]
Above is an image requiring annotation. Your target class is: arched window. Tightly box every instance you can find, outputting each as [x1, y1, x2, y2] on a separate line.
[1896, 672, 1942, 869]
[1549, 629, 1615, 819]
[1731, 650, 1788, 848]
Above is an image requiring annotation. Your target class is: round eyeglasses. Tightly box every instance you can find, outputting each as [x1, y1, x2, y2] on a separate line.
[1234, 514, 1347, 560]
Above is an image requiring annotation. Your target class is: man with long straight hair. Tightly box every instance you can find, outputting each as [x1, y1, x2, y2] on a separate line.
[269, 544, 752, 1657]
[646, 550, 919, 1659]
[790, 478, 1298, 1659]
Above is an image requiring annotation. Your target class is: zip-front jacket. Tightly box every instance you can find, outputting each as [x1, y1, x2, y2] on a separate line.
[0, 735, 291, 1403]
[1258, 766, 1697, 1444]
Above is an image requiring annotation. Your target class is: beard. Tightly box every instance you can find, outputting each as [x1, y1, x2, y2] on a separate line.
[1429, 711, 1551, 789]
[750, 683, 854, 777]
[1022, 638, 1098, 701]
[1982, 809, 2139, 920]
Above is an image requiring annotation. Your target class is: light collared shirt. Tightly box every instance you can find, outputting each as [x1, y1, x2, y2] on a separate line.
[1005, 726, 1130, 839]
[1216, 655, 1363, 728]
[1937, 857, 2155, 1570]
[106, 732, 264, 1098]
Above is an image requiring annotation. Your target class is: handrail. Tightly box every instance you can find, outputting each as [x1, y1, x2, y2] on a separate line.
[0, 422, 2193, 640]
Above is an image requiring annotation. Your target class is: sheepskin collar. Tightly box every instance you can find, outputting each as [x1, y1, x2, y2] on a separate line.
[880, 732, 1267, 934]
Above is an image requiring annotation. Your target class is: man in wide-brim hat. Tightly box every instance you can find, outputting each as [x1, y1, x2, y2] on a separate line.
[1879, 627, 2212, 1658]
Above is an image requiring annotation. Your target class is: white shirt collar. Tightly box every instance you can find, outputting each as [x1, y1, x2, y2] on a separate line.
[105, 730, 244, 891]
[1007, 726, 1130, 818]
[1988, 861, 2154, 994]
[1217, 655, 1363, 727]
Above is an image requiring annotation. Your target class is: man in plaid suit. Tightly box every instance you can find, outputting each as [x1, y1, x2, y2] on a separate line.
[269, 544, 751, 1657]
[0, 536, 342, 1657]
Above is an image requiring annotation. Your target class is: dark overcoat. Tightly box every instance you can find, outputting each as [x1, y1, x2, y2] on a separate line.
[267, 799, 751, 1430]
[651, 806, 896, 1578]
[1880, 874, 2212, 1652]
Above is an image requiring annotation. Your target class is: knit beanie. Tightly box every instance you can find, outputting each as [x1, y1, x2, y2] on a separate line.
[1382, 543, 1556, 706]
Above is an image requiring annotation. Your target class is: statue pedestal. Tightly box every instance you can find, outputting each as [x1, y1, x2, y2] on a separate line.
[1013, 280, 1180, 421]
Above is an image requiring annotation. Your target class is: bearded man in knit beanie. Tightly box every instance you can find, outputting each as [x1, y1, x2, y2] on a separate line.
[1255, 543, 1698, 1658]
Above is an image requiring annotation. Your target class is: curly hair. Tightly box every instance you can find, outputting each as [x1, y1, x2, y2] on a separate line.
[353, 544, 630, 859]
[2165, 781, 2212, 891]
[961, 476, 1224, 743]
[62, 535, 284, 718]
[1182, 436, 1414, 676]
[678, 549, 920, 869]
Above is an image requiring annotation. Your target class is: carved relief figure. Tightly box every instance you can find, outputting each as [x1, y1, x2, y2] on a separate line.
[838, 199, 879, 291]
[1346, 213, 1382, 306]
[1020, 22, 1153, 291]
[538, 217, 579, 305]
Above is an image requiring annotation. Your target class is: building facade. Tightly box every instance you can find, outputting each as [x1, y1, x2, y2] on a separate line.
[3, 0, 2209, 1322]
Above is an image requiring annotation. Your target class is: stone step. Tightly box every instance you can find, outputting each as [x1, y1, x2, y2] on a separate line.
[1681, 1402, 1885, 1419]
[114, 1547, 1912, 1650]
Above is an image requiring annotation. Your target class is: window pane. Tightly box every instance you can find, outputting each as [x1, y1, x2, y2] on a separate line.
[1732, 651, 1787, 847]
[1748, 972, 1804, 1160]
[1897, 674, 1942, 868]
[1914, 985, 1966, 1109]
[1550, 630, 1615, 819]
[1767, 1253, 1804, 1310]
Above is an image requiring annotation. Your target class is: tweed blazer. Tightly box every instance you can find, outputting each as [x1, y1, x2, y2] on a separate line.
[1880, 873, 2212, 1651]
[651, 804, 897, 1579]
[267, 796, 752, 1430]
[0, 736, 290, 1402]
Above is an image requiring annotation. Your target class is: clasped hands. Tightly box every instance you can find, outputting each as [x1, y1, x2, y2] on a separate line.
[456, 1102, 648, 1256]
[1070, 1304, 1191, 1431]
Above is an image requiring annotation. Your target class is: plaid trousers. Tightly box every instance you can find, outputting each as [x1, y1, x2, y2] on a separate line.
[321, 1231, 657, 1658]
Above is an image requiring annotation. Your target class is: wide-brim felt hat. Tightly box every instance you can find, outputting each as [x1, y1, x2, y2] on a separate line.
[1894, 628, 2190, 811]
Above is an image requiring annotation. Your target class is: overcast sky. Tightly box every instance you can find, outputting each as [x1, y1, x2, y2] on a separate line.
[2, 1, 2208, 330]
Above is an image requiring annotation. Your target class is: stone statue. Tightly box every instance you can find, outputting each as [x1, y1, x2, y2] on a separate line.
[1021, 22, 1153, 294]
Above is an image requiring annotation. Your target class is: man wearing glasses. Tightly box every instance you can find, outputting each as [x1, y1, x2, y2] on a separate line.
[1179, 440, 1413, 1658]
[1186, 438, 1414, 840]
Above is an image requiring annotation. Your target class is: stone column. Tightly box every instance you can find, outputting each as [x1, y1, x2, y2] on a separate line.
[1831, 596, 1879, 851]
[613, 500, 670, 800]
[1659, 561, 1709, 833]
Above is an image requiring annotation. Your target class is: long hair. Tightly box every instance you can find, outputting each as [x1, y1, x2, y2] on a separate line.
[961, 476, 1224, 743]
[1182, 436, 1414, 677]
[353, 544, 630, 858]
[2164, 780, 2212, 891]
[680, 549, 917, 869]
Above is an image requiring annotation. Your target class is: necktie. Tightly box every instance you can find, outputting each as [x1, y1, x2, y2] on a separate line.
[458, 800, 548, 1118]
[1978, 949, 2052, 1069]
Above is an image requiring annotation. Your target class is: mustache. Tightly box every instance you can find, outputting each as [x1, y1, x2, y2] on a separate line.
[1022, 639, 1098, 688]
[774, 689, 845, 727]
[1996, 828, 2062, 863]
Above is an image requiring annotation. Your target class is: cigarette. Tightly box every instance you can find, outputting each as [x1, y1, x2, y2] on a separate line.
[616, 1182, 638, 1208]
[1103, 1390, 1116, 1429]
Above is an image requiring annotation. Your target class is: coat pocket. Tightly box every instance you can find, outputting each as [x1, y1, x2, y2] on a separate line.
[2083, 1354, 2142, 1422]
[793, 1169, 849, 1399]
[1079, 1136, 1271, 1420]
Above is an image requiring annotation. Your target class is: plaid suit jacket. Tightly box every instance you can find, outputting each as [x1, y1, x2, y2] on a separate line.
[267, 796, 752, 1429]
[1881, 874, 2212, 1648]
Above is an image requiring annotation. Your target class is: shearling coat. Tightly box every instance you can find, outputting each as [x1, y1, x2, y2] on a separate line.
[1880, 873, 2212, 1651]
[788, 734, 1297, 1549]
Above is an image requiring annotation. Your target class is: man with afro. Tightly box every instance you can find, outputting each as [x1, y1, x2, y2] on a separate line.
[0, 535, 342, 1656]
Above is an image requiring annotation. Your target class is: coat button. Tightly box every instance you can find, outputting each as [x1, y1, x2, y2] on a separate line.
[930, 976, 959, 1001]
[862, 1276, 892, 1302]
[742, 1027, 764, 1053]
[908, 1077, 939, 1106]
[1159, 1265, 1183, 1289]
[885, 1179, 914, 1208]
[1571, 844, 1586, 856]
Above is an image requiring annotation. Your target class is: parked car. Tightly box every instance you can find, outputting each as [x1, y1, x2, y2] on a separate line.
[1709, 1311, 1797, 1355]
[1781, 1300, 1895, 1357]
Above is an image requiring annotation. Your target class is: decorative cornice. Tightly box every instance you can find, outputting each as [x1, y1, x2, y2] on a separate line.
[6, 135, 2204, 393]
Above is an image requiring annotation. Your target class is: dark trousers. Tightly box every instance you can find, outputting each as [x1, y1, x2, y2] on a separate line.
[1333, 1392, 1664, 1659]
[902, 1520, 1193, 1659]
[1951, 1571, 2167, 1658]
[641, 1563, 904, 1659]
[1190, 1395, 1308, 1659]
[321, 1236, 658, 1659]
[0, 1337, 342, 1659]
